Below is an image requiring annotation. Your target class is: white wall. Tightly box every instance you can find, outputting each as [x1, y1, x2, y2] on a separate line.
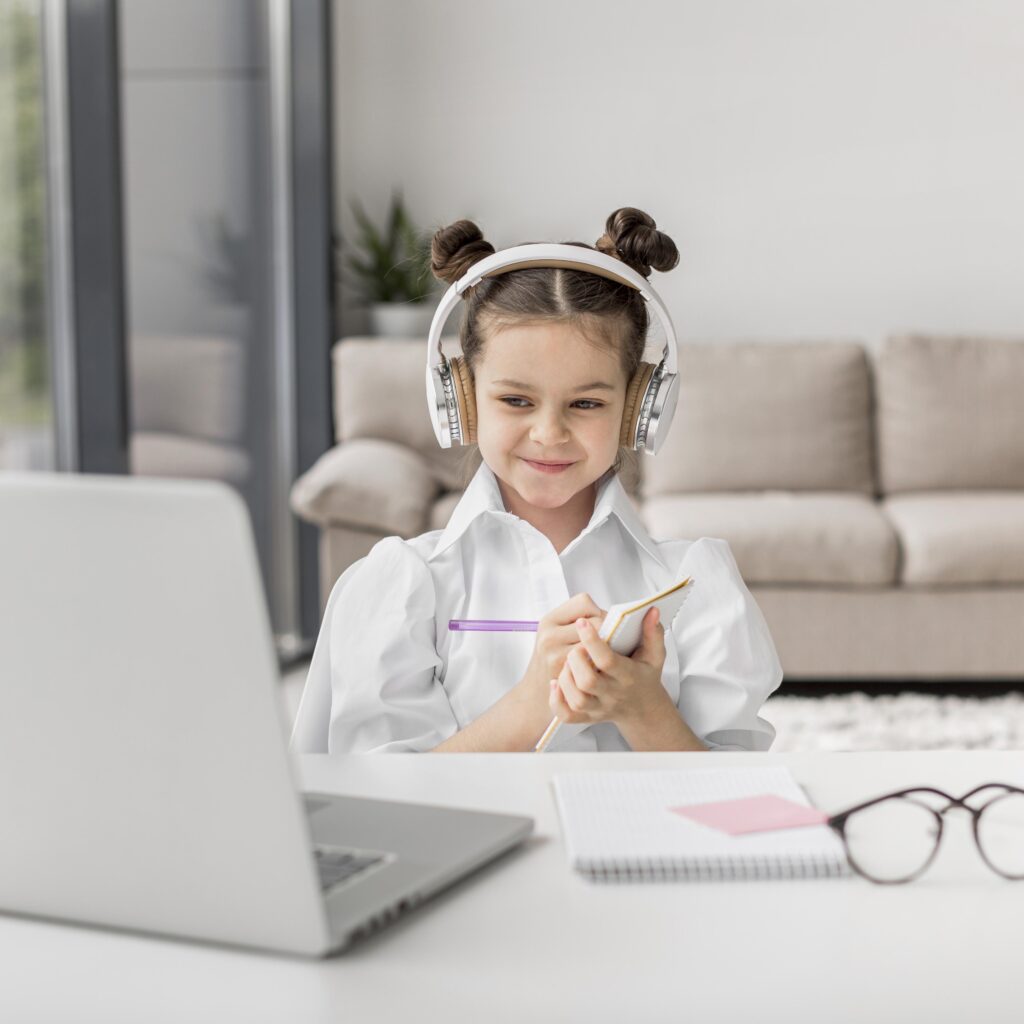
[333, 0, 1024, 348]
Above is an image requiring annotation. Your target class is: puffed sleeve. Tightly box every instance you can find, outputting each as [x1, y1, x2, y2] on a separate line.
[670, 537, 782, 751]
[323, 537, 459, 753]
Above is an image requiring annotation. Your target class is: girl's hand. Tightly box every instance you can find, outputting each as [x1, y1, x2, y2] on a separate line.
[520, 592, 606, 708]
[548, 607, 668, 729]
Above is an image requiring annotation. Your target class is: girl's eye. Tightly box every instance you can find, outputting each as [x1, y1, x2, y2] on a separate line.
[499, 397, 604, 410]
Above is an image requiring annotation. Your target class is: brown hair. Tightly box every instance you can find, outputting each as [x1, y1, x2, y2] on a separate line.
[429, 207, 680, 489]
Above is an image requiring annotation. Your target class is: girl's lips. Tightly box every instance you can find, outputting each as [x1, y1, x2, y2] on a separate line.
[521, 458, 575, 474]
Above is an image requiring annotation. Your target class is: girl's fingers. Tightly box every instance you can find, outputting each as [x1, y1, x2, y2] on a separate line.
[548, 679, 563, 719]
[574, 618, 616, 674]
[553, 615, 604, 650]
[628, 606, 666, 668]
[567, 643, 600, 694]
[557, 661, 598, 715]
[548, 678, 576, 722]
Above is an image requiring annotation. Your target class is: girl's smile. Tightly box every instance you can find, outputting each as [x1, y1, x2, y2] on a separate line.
[520, 457, 577, 474]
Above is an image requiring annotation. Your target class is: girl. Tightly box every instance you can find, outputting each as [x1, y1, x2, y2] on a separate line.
[304, 207, 782, 753]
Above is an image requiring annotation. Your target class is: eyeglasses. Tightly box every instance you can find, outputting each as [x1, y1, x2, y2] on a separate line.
[826, 783, 1024, 884]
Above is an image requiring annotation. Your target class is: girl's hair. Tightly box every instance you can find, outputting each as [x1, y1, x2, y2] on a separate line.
[430, 207, 680, 489]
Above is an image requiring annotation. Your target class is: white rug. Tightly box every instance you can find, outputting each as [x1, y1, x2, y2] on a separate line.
[282, 663, 1024, 751]
[763, 692, 1024, 751]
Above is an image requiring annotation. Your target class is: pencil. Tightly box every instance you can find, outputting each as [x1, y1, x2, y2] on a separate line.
[534, 717, 561, 752]
[449, 619, 539, 631]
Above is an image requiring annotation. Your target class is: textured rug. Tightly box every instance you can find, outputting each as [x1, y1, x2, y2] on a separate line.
[283, 662, 1024, 751]
[763, 691, 1024, 751]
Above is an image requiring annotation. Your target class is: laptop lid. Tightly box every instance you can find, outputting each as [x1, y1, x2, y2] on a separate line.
[0, 473, 330, 956]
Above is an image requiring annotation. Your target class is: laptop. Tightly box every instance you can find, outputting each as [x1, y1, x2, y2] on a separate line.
[0, 473, 532, 957]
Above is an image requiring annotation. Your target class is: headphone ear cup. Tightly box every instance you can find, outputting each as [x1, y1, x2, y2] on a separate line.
[619, 362, 656, 449]
[450, 355, 477, 445]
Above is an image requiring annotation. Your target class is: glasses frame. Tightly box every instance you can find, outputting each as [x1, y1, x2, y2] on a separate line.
[826, 782, 1024, 885]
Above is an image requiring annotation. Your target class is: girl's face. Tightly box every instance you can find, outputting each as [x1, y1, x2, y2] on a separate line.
[473, 320, 628, 511]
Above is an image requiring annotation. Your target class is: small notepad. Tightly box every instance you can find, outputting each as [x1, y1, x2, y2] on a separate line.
[599, 576, 694, 656]
[551, 766, 850, 882]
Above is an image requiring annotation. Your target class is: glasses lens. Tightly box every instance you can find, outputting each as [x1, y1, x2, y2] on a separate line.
[976, 791, 1024, 878]
[841, 795, 940, 883]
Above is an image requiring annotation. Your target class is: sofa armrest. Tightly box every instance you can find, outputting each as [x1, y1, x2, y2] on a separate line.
[290, 438, 440, 536]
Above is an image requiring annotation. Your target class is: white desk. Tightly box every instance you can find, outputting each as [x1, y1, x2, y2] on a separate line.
[2, 751, 1022, 1024]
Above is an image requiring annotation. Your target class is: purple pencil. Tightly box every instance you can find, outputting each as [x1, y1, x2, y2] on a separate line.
[449, 619, 539, 632]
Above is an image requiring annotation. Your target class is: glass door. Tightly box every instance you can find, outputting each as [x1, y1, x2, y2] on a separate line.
[119, 0, 330, 653]
[0, 0, 55, 471]
[1, 0, 331, 652]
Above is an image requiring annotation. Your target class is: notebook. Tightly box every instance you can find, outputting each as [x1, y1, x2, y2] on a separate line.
[551, 766, 851, 882]
[599, 576, 694, 656]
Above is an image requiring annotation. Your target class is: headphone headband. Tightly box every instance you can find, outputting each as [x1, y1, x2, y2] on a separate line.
[424, 242, 680, 453]
[426, 242, 678, 377]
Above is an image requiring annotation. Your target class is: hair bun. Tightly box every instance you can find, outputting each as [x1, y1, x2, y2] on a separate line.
[430, 219, 496, 287]
[595, 207, 679, 279]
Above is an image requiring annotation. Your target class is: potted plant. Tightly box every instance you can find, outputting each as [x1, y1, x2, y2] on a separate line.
[336, 187, 438, 337]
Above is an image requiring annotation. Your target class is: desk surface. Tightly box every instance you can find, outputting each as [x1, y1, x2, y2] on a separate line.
[3, 751, 1023, 1024]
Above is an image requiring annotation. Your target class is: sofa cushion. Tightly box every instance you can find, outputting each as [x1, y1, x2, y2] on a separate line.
[884, 493, 1024, 585]
[130, 432, 250, 484]
[876, 334, 1024, 493]
[130, 335, 246, 442]
[333, 337, 471, 490]
[642, 491, 898, 585]
[642, 340, 875, 497]
[289, 438, 438, 534]
[429, 490, 463, 531]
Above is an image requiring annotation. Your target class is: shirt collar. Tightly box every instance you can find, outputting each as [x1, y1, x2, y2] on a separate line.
[428, 460, 668, 571]
[428, 460, 509, 561]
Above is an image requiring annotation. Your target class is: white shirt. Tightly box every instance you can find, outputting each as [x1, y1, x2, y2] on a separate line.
[308, 461, 781, 754]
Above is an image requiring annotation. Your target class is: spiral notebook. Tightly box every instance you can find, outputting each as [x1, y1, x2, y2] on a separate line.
[552, 766, 850, 882]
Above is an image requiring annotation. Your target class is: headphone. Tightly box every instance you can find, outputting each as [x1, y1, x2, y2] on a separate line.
[424, 242, 680, 454]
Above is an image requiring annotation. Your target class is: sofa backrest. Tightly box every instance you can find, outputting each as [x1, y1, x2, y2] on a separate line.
[130, 334, 246, 442]
[333, 337, 474, 491]
[876, 333, 1024, 493]
[333, 336, 879, 498]
[642, 340, 876, 497]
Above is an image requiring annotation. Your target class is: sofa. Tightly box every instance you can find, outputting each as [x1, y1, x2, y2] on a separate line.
[129, 333, 250, 485]
[290, 333, 1024, 682]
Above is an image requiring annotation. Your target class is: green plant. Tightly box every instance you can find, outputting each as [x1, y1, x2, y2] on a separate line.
[335, 188, 435, 304]
[0, 3, 47, 394]
[195, 212, 251, 305]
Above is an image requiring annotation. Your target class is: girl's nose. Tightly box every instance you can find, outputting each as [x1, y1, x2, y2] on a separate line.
[529, 410, 571, 446]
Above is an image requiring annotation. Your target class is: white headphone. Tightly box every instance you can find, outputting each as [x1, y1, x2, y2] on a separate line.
[424, 242, 680, 454]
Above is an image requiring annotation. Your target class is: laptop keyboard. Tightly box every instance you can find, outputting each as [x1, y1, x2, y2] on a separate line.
[313, 845, 386, 892]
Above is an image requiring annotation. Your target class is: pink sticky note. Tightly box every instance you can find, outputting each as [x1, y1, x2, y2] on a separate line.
[669, 794, 829, 835]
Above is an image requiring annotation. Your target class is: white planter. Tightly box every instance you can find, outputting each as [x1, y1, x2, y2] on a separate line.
[369, 302, 436, 338]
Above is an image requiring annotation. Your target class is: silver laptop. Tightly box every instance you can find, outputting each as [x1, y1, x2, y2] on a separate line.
[0, 473, 532, 957]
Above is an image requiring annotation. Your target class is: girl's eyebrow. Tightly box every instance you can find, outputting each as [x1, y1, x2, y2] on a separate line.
[490, 378, 615, 392]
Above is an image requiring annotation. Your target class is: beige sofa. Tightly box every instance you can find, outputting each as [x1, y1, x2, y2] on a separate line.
[291, 333, 1024, 682]
[129, 334, 250, 484]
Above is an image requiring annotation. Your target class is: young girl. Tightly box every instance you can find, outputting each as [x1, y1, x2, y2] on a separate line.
[304, 207, 782, 754]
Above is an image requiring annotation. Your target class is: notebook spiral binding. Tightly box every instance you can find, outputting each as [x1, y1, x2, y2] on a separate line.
[577, 854, 851, 883]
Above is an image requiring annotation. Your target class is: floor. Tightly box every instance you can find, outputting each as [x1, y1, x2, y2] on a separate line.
[281, 661, 1024, 752]
[281, 661, 308, 729]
